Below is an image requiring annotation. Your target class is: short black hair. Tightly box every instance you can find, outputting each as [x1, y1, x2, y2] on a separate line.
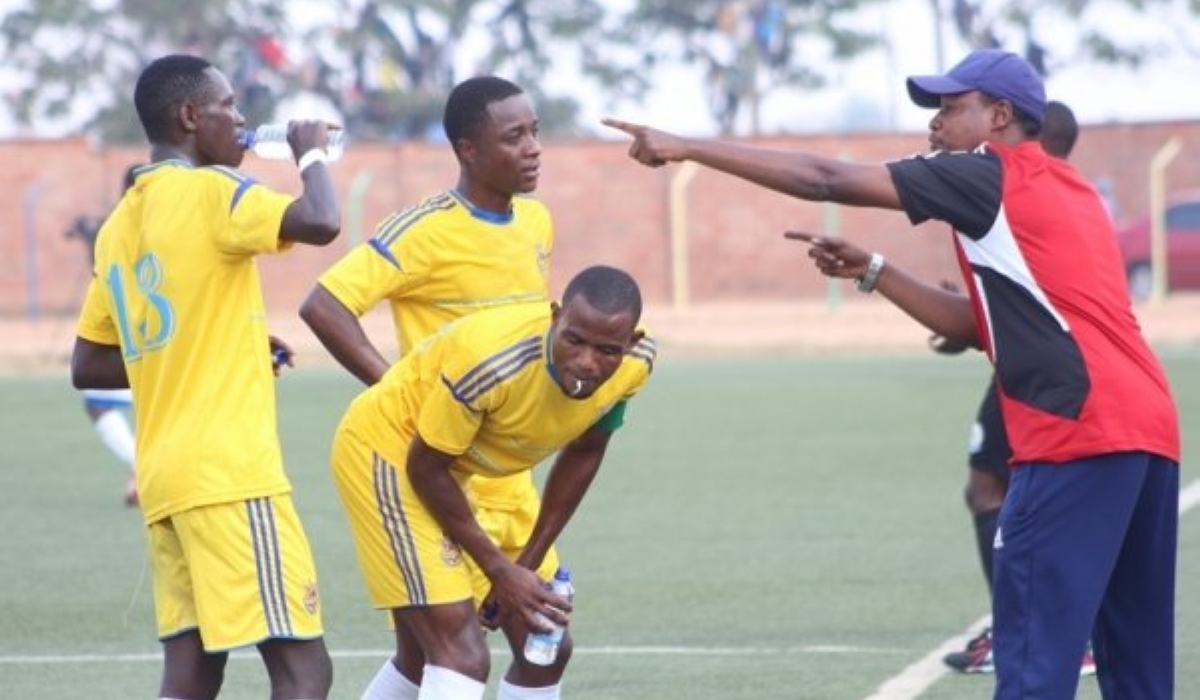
[134, 54, 213, 144]
[1014, 109, 1041, 138]
[562, 265, 642, 322]
[979, 93, 1041, 138]
[1040, 100, 1079, 159]
[443, 76, 524, 146]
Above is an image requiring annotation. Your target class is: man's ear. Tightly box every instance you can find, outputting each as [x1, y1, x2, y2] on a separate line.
[457, 138, 476, 167]
[178, 100, 200, 134]
[992, 100, 1015, 130]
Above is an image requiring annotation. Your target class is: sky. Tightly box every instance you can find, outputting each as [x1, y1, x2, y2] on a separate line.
[570, 0, 1200, 137]
[3, 0, 1199, 139]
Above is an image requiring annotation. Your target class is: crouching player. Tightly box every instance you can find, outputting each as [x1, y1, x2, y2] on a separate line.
[331, 265, 657, 700]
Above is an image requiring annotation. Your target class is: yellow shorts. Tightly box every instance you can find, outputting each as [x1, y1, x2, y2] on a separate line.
[331, 422, 557, 610]
[471, 477, 559, 607]
[148, 495, 323, 651]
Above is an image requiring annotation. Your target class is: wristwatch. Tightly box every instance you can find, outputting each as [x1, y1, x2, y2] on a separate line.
[856, 253, 886, 293]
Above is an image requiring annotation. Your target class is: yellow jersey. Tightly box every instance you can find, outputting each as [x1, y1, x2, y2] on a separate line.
[75, 160, 295, 524]
[344, 301, 656, 482]
[318, 190, 553, 357]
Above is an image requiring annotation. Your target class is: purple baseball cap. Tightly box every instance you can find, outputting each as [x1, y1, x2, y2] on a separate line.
[906, 49, 1046, 126]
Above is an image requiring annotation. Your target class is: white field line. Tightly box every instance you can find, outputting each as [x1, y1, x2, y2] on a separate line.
[859, 477, 1200, 700]
[0, 644, 907, 665]
[1179, 476, 1200, 514]
[6, 481, 1198, 685]
[859, 615, 992, 700]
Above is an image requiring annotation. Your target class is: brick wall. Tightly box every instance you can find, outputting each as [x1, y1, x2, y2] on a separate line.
[1, 120, 1196, 318]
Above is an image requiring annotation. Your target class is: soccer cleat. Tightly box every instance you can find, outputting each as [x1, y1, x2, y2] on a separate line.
[944, 628, 1098, 677]
[943, 627, 994, 674]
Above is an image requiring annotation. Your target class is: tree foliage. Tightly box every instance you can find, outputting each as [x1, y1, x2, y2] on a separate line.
[588, 0, 889, 135]
[1, 0, 1198, 143]
[0, 0, 606, 143]
[1, 0, 293, 143]
[326, 0, 608, 139]
[942, 0, 1198, 74]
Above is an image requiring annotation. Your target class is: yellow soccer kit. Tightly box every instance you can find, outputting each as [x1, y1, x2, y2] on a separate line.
[76, 160, 295, 522]
[331, 301, 656, 608]
[150, 495, 322, 650]
[74, 160, 323, 648]
[317, 190, 555, 589]
[317, 190, 552, 357]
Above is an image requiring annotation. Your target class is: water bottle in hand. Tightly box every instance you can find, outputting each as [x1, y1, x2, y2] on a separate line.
[524, 566, 574, 666]
[239, 123, 345, 162]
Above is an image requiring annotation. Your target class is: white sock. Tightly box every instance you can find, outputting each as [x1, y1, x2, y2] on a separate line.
[497, 680, 561, 700]
[95, 409, 135, 467]
[361, 659, 420, 700]
[418, 665, 484, 700]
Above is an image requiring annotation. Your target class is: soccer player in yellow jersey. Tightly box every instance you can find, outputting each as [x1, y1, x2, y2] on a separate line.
[70, 54, 342, 700]
[299, 77, 561, 700]
[331, 266, 656, 700]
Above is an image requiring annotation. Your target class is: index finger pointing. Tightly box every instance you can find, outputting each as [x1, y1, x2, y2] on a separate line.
[784, 231, 821, 245]
[601, 117, 639, 135]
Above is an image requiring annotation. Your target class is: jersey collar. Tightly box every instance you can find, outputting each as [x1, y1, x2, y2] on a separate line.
[450, 190, 514, 225]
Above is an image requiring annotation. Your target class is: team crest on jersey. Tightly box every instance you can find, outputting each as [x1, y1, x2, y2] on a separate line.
[441, 537, 464, 566]
[303, 581, 320, 615]
[536, 244, 550, 279]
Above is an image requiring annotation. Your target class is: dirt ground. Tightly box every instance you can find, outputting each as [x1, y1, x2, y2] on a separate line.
[8, 294, 1199, 376]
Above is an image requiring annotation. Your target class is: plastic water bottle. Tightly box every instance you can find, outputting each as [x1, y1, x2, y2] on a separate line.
[239, 124, 345, 162]
[523, 566, 573, 666]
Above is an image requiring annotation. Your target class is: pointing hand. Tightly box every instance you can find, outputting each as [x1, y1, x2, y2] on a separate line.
[601, 117, 688, 168]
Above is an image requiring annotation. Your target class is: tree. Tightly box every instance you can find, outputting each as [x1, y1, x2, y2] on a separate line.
[0, 0, 608, 143]
[5, 0, 1198, 143]
[939, 0, 1199, 75]
[327, 0, 607, 140]
[0, 0, 299, 143]
[587, 0, 888, 136]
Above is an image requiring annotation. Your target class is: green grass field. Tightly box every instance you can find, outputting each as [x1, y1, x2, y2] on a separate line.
[2, 353, 1198, 699]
